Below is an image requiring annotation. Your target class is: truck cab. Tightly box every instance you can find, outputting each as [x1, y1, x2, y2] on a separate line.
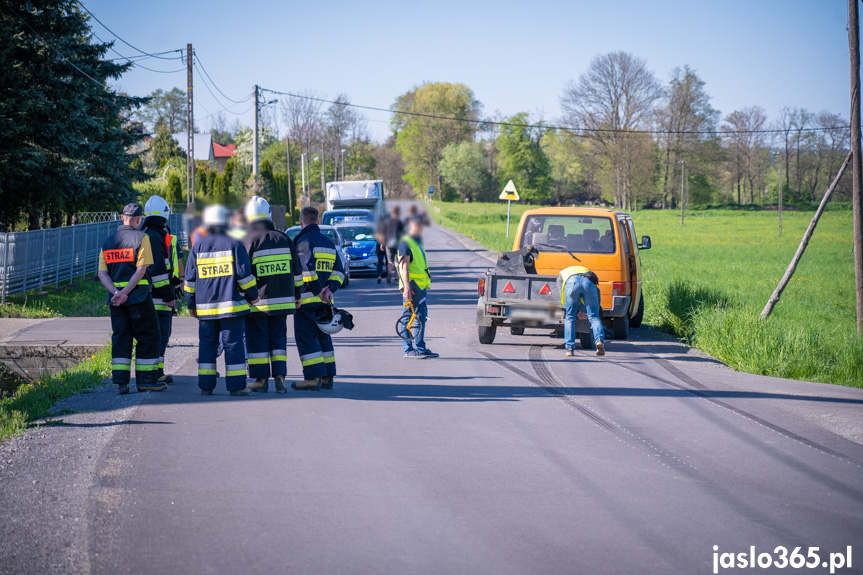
[476, 207, 651, 345]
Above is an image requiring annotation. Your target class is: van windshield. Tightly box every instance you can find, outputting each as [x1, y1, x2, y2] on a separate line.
[519, 215, 616, 254]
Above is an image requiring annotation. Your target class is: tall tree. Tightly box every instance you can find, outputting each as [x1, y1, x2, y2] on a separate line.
[371, 136, 410, 198]
[655, 66, 719, 209]
[495, 113, 552, 203]
[0, 0, 146, 230]
[392, 82, 482, 196]
[722, 107, 771, 204]
[439, 141, 488, 201]
[138, 87, 187, 134]
[280, 90, 323, 163]
[560, 51, 661, 209]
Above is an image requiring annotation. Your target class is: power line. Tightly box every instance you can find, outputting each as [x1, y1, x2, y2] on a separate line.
[193, 64, 253, 115]
[193, 53, 253, 105]
[260, 87, 850, 137]
[73, 0, 180, 60]
[87, 29, 184, 74]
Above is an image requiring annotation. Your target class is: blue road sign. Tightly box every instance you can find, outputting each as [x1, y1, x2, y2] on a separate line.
[428, 186, 434, 195]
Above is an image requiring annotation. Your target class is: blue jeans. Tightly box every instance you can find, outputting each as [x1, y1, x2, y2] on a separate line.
[402, 297, 428, 353]
[564, 275, 604, 350]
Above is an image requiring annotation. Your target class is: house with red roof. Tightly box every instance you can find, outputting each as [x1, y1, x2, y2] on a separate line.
[213, 142, 236, 174]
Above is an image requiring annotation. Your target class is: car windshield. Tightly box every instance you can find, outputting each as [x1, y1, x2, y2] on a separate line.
[338, 227, 375, 242]
[323, 212, 371, 225]
[520, 215, 616, 254]
[285, 228, 341, 246]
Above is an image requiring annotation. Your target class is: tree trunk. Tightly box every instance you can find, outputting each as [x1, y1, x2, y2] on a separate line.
[28, 211, 40, 231]
[661, 146, 671, 209]
[849, 0, 863, 336]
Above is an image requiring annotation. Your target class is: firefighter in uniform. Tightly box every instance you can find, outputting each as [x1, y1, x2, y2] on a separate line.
[141, 196, 183, 384]
[185, 205, 259, 396]
[97, 203, 165, 394]
[292, 206, 346, 391]
[241, 196, 302, 393]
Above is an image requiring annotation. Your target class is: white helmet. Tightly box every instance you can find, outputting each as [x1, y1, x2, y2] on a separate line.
[202, 205, 230, 227]
[144, 195, 170, 219]
[317, 310, 344, 335]
[245, 195, 271, 222]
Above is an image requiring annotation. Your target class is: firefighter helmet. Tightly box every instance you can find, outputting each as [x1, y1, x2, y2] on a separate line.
[315, 306, 344, 335]
[144, 195, 171, 219]
[202, 205, 230, 227]
[245, 195, 271, 222]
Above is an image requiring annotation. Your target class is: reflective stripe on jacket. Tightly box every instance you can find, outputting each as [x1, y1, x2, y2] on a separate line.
[241, 220, 301, 316]
[557, 265, 596, 306]
[398, 235, 431, 290]
[184, 231, 258, 320]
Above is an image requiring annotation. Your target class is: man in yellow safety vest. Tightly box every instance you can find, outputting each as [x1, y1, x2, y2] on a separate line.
[398, 215, 438, 359]
[557, 265, 605, 357]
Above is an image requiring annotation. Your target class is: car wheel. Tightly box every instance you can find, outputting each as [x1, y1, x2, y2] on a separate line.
[478, 324, 497, 344]
[510, 326, 525, 336]
[612, 315, 630, 339]
[630, 294, 644, 328]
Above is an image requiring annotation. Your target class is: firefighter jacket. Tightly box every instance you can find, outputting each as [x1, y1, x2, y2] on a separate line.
[141, 217, 176, 313]
[98, 225, 153, 306]
[294, 224, 345, 306]
[241, 220, 302, 316]
[184, 230, 258, 319]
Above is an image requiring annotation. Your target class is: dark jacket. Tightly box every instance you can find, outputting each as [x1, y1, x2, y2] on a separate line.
[241, 220, 301, 316]
[141, 217, 175, 313]
[294, 224, 345, 306]
[184, 229, 258, 319]
[99, 225, 152, 306]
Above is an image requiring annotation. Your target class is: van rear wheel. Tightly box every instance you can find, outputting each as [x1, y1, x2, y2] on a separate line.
[579, 332, 593, 349]
[510, 327, 525, 336]
[478, 325, 497, 344]
[612, 315, 630, 339]
[630, 295, 644, 328]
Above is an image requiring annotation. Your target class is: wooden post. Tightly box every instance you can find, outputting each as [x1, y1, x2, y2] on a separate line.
[761, 152, 851, 320]
[850, 0, 863, 336]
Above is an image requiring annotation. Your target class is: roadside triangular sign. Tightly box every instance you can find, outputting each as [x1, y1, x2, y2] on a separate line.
[499, 180, 520, 201]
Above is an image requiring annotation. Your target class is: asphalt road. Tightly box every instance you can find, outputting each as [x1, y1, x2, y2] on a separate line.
[2, 223, 863, 575]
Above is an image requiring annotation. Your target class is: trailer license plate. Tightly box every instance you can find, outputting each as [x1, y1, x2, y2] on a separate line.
[509, 307, 550, 320]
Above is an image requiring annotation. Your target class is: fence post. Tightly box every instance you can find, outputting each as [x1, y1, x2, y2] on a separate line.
[21, 231, 30, 296]
[1, 234, 8, 305]
[38, 228, 46, 293]
[54, 228, 62, 288]
[69, 225, 76, 284]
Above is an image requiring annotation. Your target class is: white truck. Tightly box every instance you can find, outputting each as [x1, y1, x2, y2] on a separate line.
[325, 180, 386, 220]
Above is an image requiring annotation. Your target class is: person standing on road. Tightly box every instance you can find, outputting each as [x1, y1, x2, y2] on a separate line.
[241, 196, 302, 394]
[185, 205, 259, 396]
[383, 206, 404, 283]
[557, 266, 605, 357]
[398, 216, 438, 359]
[292, 206, 346, 391]
[141, 196, 180, 385]
[97, 203, 165, 395]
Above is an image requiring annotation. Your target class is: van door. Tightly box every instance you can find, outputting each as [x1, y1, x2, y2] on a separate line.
[623, 217, 642, 316]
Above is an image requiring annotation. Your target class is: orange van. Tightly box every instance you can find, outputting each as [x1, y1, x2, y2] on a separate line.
[476, 207, 651, 346]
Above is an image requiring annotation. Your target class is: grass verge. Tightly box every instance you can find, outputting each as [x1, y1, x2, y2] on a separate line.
[0, 347, 111, 441]
[431, 201, 863, 388]
[0, 277, 110, 318]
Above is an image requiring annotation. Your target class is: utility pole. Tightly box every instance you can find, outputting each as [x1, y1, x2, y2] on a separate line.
[185, 43, 194, 208]
[778, 150, 783, 237]
[679, 160, 685, 226]
[252, 85, 259, 176]
[320, 146, 325, 191]
[850, 0, 863, 336]
[301, 153, 307, 207]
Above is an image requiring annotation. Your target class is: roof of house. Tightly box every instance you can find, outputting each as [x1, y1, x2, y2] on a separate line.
[213, 142, 236, 158]
[171, 132, 214, 162]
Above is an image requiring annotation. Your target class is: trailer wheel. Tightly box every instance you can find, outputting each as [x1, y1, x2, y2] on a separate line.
[510, 327, 525, 336]
[612, 315, 630, 339]
[478, 324, 497, 344]
[630, 294, 644, 328]
[579, 331, 593, 349]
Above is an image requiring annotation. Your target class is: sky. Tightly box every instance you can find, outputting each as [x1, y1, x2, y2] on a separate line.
[86, 0, 852, 142]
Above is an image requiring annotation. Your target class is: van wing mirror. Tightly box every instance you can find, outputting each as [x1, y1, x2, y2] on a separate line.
[639, 235, 651, 250]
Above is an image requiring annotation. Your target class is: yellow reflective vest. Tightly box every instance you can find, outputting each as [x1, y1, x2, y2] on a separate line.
[557, 265, 592, 305]
[398, 235, 431, 290]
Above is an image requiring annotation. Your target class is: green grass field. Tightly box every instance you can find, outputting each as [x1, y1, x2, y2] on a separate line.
[432, 201, 863, 388]
[0, 277, 110, 318]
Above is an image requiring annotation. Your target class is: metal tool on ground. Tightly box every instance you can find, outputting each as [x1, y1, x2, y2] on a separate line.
[396, 280, 426, 341]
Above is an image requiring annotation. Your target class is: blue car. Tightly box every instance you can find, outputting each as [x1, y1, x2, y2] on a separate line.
[335, 224, 379, 277]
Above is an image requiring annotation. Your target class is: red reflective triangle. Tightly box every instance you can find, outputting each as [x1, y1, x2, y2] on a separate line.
[502, 281, 515, 294]
[538, 283, 551, 295]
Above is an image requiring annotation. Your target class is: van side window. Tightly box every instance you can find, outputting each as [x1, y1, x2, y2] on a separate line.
[618, 221, 631, 256]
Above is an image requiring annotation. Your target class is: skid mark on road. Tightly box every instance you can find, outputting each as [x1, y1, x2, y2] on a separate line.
[587, 349, 861, 468]
[477, 347, 695, 473]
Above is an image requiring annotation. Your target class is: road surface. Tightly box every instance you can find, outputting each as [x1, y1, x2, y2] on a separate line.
[2, 223, 862, 575]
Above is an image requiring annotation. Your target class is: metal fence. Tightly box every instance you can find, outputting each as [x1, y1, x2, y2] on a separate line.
[77, 212, 120, 224]
[0, 214, 188, 303]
